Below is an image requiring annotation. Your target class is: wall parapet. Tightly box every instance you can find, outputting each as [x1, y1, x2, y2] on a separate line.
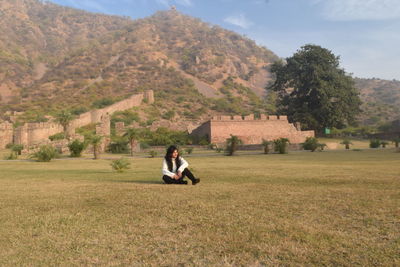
[211, 114, 288, 121]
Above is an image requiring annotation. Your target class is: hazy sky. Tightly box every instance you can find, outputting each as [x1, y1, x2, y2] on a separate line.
[47, 0, 400, 80]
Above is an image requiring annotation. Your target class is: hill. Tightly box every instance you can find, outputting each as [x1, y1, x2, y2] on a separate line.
[1, 0, 399, 129]
[355, 78, 400, 125]
[0, 0, 278, 126]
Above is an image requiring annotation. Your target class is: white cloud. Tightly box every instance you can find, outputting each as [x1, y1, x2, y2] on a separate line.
[312, 0, 400, 21]
[224, 13, 253, 29]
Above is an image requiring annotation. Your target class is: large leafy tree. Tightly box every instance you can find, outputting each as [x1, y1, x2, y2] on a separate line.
[268, 44, 361, 132]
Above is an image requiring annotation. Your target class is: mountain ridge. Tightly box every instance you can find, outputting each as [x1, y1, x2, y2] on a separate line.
[1, 0, 399, 128]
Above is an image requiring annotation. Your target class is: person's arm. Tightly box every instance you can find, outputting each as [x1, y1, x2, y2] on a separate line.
[162, 159, 176, 178]
[177, 157, 189, 173]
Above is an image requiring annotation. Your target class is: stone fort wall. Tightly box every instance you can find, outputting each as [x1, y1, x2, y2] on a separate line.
[0, 122, 13, 149]
[69, 91, 153, 129]
[1, 90, 154, 148]
[191, 114, 314, 144]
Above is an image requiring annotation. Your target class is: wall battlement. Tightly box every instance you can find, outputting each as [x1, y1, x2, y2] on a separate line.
[191, 114, 314, 144]
[211, 114, 288, 121]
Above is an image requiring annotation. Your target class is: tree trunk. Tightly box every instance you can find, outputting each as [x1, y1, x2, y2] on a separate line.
[130, 139, 134, 157]
[94, 146, 98, 160]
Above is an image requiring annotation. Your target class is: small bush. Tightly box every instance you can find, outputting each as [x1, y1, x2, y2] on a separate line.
[226, 135, 242, 156]
[5, 143, 13, 149]
[370, 139, 381, 148]
[208, 143, 217, 150]
[273, 138, 290, 154]
[30, 145, 58, 162]
[392, 138, 400, 148]
[185, 147, 194, 154]
[149, 150, 158, 158]
[110, 158, 131, 173]
[11, 144, 24, 155]
[68, 139, 86, 157]
[301, 137, 319, 152]
[4, 152, 18, 160]
[49, 132, 66, 141]
[340, 139, 353, 150]
[380, 141, 389, 148]
[199, 139, 209, 146]
[216, 147, 223, 153]
[317, 143, 327, 151]
[140, 142, 151, 150]
[262, 139, 273, 154]
[108, 138, 129, 154]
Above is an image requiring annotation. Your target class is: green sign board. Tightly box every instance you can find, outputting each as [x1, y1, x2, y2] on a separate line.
[324, 128, 331, 134]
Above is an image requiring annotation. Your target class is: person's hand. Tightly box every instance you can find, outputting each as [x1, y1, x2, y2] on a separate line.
[177, 171, 182, 178]
[173, 174, 180, 180]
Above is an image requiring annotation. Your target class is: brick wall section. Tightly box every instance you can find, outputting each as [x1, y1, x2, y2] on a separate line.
[191, 115, 314, 144]
[0, 122, 13, 149]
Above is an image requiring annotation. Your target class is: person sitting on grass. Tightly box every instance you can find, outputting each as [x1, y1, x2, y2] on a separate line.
[162, 145, 200, 185]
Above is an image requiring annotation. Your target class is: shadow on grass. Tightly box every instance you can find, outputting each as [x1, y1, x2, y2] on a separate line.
[112, 179, 164, 185]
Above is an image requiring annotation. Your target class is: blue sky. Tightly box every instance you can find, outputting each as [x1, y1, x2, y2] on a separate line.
[47, 0, 400, 80]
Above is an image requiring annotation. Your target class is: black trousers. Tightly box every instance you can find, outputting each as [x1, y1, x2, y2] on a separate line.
[162, 168, 196, 184]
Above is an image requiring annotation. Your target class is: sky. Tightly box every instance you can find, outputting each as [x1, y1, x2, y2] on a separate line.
[47, 0, 400, 81]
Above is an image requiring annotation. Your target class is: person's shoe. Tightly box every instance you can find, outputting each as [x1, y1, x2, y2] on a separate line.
[178, 180, 188, 185]
[192, 178, 200, 185]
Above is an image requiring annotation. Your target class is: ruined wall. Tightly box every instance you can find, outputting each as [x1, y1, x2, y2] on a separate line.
[70, 91, 152, 129]
[0, 122, 14, 149]
[192, 114, 314, 144]
[11, 90, 153, 147]
[14, 122, 63, 147]
[96, 114, 111, 152]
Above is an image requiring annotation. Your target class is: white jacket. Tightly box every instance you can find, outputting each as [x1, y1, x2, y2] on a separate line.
[162, 157, 189, 178]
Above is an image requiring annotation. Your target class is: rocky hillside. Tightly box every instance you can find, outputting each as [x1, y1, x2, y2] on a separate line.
[1, 0, 398, 128]
[355, 78, 400, 125]
[0, 0, 278, 126]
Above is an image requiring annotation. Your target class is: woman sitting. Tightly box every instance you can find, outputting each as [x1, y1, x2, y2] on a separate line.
[162, 145, 200, 185]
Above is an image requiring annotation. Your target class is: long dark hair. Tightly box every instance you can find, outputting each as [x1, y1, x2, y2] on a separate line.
[164, 145, 181, 172]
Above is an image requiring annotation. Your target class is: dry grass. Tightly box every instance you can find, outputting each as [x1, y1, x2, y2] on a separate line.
[0, 149, 399, 266]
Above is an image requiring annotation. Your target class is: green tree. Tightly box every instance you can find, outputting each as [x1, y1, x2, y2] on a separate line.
[87, 135, 103, 160]
[261, 139, 273, 154]
[110, 158, 131, 173]
[273, 138, 290, 154]
[268, 44, 361, 132]
[55, 110, 74, 138]
[11, 144, 24, 155]
[30, 145, 58, 162]
[340, 139, 353, 150]
[226, 135, 242, 156]
[301, 137, 319, 152]
[392, 137, 400, 148]
[68, 139, 86, 157]
[123, 128, 141, 156]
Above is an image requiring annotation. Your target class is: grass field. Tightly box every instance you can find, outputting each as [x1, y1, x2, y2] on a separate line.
[0, 149, 399, 266]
